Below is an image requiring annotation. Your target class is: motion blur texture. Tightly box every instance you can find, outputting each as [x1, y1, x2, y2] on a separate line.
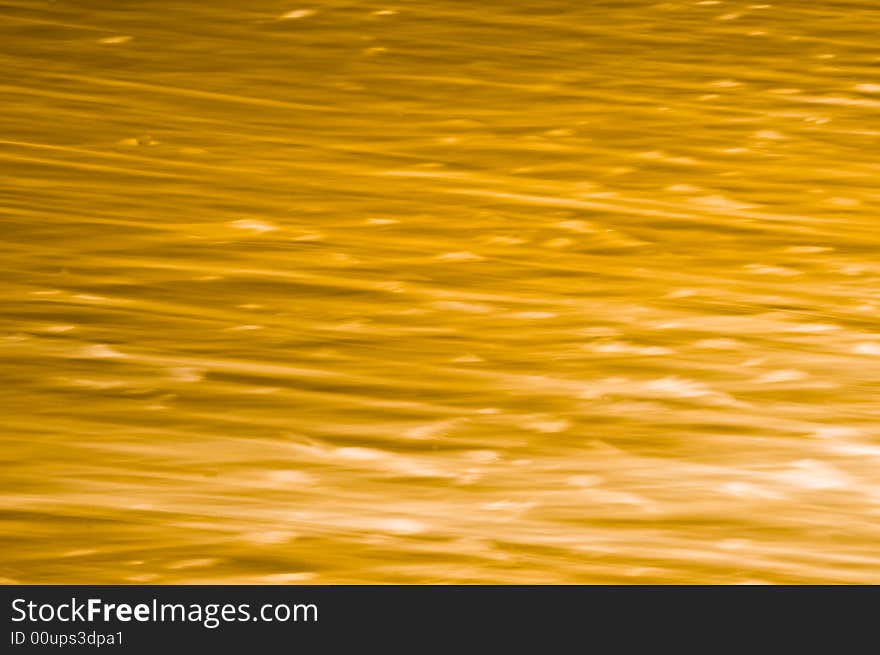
[1, 0, 879, 584]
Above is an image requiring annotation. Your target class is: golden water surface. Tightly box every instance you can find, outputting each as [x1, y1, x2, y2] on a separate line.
[2, 0, 880, 583]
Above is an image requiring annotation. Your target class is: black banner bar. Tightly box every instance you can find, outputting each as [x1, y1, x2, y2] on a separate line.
[1, 585, 875, 651]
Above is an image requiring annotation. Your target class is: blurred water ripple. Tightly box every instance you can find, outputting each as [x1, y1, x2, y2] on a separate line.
[1, 0, 879, 583]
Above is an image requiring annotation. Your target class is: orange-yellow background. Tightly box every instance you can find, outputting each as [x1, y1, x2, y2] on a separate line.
[1, 0, 879, 583]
